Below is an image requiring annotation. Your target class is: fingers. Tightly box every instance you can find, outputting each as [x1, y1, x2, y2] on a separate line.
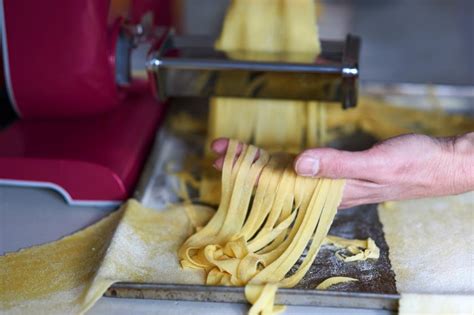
[211, 138, 232, 155]
[211, 138, 236, 170]
[211, 138, 260, 171]
[213, 155, 225, 170]
[213, 138, 378, 181]
[294, 147, 380, 181]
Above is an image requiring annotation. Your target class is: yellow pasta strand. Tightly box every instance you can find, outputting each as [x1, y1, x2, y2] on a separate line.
[179, 140, 345, 314]
[315, 277, 359, 290]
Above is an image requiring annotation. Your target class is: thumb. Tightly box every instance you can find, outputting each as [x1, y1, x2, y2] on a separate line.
[294, 147, 376, 180]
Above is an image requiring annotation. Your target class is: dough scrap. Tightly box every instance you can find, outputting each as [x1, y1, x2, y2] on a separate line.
[179, 140, 345, 313]
[324, 235, 380, 262]
[168, 112, 206, 134]
[315, 277, 359, 290]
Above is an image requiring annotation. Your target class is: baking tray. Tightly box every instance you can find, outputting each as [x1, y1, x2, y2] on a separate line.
[106, 83, 474, 310]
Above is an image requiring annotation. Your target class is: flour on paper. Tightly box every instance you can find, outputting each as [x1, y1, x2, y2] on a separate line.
[0, 201, 214, 315]
[379, 192, 474, 294]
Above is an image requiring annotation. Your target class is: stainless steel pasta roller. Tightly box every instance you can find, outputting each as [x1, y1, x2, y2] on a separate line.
[146, 28, 361, 109]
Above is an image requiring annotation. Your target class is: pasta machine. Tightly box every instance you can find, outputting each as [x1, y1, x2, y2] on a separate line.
[147, 29, 360, 108]
[0, 0, 360, 206]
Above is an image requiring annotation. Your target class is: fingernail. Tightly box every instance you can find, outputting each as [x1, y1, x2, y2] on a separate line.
[296, 156, 320, 176]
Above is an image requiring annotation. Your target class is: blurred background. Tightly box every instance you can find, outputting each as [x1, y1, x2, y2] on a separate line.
[172, 0, 474, 85]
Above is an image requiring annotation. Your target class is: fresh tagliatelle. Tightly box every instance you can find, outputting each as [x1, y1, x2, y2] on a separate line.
[202, 0, 330, 210]
[209, 0, 328, 154]
[208, 98, 329, 154]
[179, 140, 345, 314]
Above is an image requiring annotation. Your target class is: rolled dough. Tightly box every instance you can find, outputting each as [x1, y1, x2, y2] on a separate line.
[399, 293, 474, 315]
[0, 201, 214, 315]
[378, 192, 474, 294]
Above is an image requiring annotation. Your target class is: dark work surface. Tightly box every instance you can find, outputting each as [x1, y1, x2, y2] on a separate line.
[294, 204, 397, 294]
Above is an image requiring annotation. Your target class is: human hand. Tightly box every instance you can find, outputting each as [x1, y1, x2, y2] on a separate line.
[294, 133, 474, 208]
[212, 133, 474, 209]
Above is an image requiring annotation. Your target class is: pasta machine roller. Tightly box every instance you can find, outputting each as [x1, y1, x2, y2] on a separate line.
[146, 28, 361, 109]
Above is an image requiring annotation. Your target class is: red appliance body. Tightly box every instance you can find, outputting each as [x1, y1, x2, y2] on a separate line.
[0, 0, 169, 205]
[3, 0, 121, 119]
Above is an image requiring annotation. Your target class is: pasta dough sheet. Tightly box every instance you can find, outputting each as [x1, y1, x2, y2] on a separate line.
[378, 192, 474, 294]
[0, 201, 214, 315]
[215, 0, 321, 56]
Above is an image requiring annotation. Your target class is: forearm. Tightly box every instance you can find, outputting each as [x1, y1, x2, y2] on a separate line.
[450, 132, 474, 194]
